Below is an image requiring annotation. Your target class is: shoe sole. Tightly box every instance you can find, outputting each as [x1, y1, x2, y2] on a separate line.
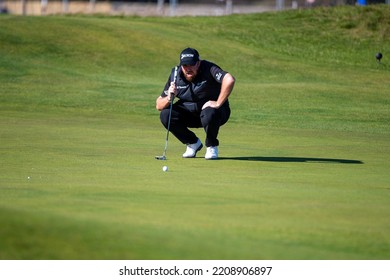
[182, 144, 203, 158]
[205, 156, 218, 160]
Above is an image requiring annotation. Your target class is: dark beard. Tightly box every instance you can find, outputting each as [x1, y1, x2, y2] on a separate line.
[184, 72, 196, 82]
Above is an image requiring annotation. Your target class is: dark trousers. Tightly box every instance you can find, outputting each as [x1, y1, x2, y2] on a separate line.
[160, 102, 230, 147]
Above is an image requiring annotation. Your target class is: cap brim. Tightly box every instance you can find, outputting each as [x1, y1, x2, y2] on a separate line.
[180, 60, 198, 66]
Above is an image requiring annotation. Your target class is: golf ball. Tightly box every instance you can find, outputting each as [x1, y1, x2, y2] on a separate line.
[162, 166, 168, 172]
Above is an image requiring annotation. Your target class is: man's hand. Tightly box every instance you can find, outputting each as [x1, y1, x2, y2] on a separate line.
[167, 82, 177, 102]
[156, 82, 177, 111]
[202, 101, 220, 110]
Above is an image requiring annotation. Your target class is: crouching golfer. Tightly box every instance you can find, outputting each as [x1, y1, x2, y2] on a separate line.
[156, 47, 235, 159]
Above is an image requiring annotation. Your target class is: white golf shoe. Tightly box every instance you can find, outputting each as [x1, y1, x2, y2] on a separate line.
[205, 146, 218, 160]
[182, 139, 203, 158]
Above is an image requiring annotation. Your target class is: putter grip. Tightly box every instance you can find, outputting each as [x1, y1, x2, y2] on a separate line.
[169, 66, 178, 102]
[173, 66, 178, 83]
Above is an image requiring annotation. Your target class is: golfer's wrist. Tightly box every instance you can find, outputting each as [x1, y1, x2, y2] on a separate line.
[215, 101, 223, 108]
[167, 94, 173, 103]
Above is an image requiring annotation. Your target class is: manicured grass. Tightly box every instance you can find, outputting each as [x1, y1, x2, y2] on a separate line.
[0, 5, 389, 259]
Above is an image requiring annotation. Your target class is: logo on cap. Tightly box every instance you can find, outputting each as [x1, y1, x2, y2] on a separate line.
[181, 54, 195, 59]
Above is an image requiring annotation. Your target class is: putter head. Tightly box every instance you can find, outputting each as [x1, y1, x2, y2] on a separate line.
[155, 155, 166, 160]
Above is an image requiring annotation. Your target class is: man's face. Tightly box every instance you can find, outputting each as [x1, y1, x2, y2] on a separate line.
[181, 61, 200, 82]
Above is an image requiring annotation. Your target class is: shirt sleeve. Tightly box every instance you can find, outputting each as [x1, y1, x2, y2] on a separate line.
[210, 65, 228, 84]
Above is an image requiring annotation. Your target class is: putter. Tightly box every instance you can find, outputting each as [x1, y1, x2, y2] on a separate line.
[155, 66, 178, 160]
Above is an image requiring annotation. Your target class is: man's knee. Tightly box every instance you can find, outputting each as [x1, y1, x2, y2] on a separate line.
[200, 107, 217, 125]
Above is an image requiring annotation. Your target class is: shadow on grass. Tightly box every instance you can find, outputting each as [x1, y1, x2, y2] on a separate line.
[218, 156, 363, 164]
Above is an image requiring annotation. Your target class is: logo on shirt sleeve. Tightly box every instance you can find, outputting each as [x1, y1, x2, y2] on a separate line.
[215, 73, 223, 81]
